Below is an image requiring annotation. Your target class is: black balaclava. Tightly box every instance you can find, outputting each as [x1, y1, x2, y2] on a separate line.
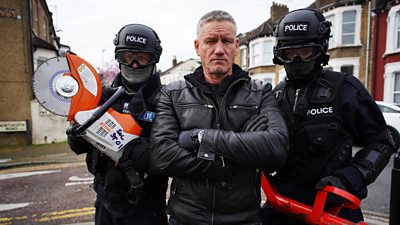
[284, 58, 317, 82]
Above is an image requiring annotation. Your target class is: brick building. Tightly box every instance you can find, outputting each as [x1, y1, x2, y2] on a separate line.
[0, 0, 68, 146]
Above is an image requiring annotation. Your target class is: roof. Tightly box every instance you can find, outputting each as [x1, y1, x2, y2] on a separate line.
[32, 36, 57, 50]
[238, 18, 276, 45]
[161, 58, 201, 75]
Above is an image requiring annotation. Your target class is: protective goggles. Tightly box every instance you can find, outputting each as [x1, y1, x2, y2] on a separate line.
[115, 50, 156, 68]
[275, 43, 322, 64]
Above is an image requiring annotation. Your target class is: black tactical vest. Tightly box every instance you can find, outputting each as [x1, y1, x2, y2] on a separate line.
[274, 71, 353, 185]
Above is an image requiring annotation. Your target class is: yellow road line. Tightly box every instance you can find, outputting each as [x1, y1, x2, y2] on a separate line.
[0, 207, 95, 224]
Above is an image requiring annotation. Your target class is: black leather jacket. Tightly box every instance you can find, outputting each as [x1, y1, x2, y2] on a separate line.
[149, 65, 288, 225]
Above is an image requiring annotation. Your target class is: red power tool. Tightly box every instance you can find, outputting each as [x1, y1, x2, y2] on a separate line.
[261, 174, 368, 225]
[33, 53, 142, 162]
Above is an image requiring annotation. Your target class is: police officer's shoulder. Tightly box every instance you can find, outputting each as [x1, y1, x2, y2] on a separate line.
[341, 73, 368, 93]
[273, 80, 286, 92]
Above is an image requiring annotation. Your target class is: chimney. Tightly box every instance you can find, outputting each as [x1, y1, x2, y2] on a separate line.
[270, 2, 289, 23]
[172, 56, 177, 67]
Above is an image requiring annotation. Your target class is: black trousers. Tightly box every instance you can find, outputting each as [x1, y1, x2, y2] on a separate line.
[95, 200, 168, 225]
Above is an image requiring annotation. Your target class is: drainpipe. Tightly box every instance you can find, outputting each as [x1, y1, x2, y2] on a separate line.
[365, 1, 371, 90]
[27, 0, 34, 145]
[371, 6, 379, 98]
[390, 149, 400, 225]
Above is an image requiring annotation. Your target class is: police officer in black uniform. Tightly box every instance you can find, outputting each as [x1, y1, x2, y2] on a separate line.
[67, 24, 168, 225]
[260, 9, 395, 224]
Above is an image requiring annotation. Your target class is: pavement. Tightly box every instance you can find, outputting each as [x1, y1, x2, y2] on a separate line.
[0, 142, 85, 171]
[0, 142, 391, 224]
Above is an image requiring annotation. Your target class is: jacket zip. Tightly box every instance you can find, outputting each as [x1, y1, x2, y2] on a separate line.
[211, 185, 216, 225]
[210, 77, 247, 224]
[293, 89, 300, 114]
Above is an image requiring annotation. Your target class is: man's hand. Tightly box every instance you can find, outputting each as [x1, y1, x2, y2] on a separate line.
[120, 137, 150, 173]
[315, 175, 349, 208]
[66, 124, 92, 155]
[178, 129, 203, 150]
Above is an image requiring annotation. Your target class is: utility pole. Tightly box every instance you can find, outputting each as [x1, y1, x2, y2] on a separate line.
[101, 49, 106, 67]
[390, 149, 400, 225]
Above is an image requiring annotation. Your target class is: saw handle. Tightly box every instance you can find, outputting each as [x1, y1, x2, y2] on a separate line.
[67, 86, 125, 135]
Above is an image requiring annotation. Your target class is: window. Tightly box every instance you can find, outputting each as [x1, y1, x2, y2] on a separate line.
[34, 0, 39, 34]
[396, 12, 400, 49]
[326, 57, 359, 78]
[324, 67, 333, 71]
[324, 6, 361, 48]
[386, 5, 400, 54]
[342, 11, 356, 45]
[326, 15, 335, 47]
[383, 62, 400, 102]
[262, 40, 273, 65]
[395, 72, 400, 104]
[250, 42, 260, 66]
[249, 37, 275, 67]
[340, 65, 354, 76]
[43, 16, 47, 39]
[241, 47, 247, 68]
[251, 73, 276, 87]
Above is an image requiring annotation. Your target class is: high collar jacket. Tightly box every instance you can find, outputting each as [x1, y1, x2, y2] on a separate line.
[149, 65, 288, 225]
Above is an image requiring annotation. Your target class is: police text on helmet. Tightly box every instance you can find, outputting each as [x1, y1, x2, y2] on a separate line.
[283, 22, 309, 35]
[307, 106, 333, 116]
[125, 34, 147, 45]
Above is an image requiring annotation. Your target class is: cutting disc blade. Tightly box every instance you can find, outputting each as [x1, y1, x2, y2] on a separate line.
[33, 56, 74, 116]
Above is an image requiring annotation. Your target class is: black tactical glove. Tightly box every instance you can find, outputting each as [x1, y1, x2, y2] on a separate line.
[177, 129, 203, 151]
[315, 175, 349, 208]
[242, 114, 269, 132]
[66, 124, 92, 155]
[120, 137, 150, 173]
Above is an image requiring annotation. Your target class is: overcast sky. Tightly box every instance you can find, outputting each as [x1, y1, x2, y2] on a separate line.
[46, 0, 314, 71]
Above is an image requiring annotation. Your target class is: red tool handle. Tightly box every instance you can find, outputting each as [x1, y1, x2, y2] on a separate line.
[261, 174, 368, 225]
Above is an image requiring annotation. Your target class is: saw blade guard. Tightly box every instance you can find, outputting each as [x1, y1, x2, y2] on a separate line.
[32, 53, 102, 119]
[66, 53, 102, 121]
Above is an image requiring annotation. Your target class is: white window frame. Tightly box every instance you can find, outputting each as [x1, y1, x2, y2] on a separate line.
[240, 46, 247, 69]
[325, 14, 335, 48]
[384, 61, 400, 103]
[251, 73, 276, 88]
[43, 16, 47, 39]
[385, 4, 400, 55]
[249, 37, 275, 68]
[324, 57, 359, 78]
[324, 5, 362, 48]
[250, 42, 261, 67]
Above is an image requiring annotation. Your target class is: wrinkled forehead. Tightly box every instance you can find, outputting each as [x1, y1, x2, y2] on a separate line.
[198, 20, 237, 38]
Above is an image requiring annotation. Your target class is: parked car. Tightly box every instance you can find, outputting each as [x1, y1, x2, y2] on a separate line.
[376, 101, 400, 150]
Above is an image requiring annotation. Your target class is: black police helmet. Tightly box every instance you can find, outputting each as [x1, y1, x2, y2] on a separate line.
[273, 9, 331, 65]
[113, 24, 163, 63]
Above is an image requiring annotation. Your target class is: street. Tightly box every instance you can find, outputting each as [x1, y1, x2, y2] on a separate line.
[0, 153, 394, 225]
[0, 164, 95, 225]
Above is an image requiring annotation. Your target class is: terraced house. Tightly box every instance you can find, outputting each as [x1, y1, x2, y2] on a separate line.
[236, 0, 400, 105]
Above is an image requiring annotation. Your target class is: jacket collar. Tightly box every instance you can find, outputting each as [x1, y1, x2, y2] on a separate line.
[184, 64, 249, 94]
